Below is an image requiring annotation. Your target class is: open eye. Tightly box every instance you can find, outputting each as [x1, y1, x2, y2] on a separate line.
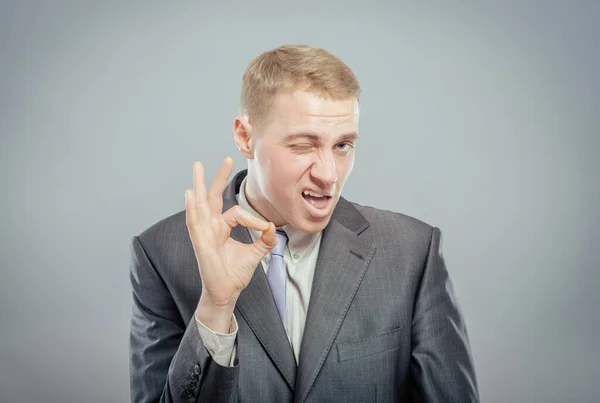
[336, 142, 354, 152]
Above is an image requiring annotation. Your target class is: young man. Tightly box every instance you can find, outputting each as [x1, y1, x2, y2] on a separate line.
[129, 45, 479, 402]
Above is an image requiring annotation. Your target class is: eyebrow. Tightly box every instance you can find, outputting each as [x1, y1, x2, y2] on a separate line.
[282, 132, 359, 143]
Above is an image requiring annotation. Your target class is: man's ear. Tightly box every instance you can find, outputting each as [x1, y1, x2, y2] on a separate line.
[233, 116, 254, 159]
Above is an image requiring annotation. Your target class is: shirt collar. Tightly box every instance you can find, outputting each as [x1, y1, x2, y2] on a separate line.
[236, 176, 321, 255]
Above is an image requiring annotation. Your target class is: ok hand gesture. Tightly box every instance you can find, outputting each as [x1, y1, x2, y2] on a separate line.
[185, 158, 278, 332]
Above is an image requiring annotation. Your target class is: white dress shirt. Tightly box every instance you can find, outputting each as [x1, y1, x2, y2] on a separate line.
[195, 176, 322, 366]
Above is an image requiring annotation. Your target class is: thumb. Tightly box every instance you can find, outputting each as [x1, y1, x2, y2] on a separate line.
[251, 222, 278, 257]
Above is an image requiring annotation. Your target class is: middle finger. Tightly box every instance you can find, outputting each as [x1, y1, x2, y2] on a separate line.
[208, 157, 234, 214]
[193, 161, 210, 220]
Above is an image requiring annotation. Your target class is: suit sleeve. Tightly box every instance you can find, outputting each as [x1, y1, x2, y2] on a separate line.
[407, 227, 480, 402]
[129, 235, 239, 403]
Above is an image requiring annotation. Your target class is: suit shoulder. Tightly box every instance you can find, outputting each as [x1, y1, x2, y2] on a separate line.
[349, 201, 436, 246]
[133, 209, 187, 250]
[352, 202, 434, 231]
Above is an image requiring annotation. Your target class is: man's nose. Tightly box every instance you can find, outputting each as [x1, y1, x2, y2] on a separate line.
[311, 152, 338, 188]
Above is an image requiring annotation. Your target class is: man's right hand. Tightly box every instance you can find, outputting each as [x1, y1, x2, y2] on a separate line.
[185, 157, 278, 333]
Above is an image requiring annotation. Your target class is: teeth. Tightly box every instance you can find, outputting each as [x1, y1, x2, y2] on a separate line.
[303, 190, 325, 198]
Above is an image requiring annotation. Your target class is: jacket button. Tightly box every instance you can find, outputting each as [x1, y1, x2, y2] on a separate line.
[183, 388, 193, 398]
[187, 380, 196, 389]
[193, 364, 200, 375]
[191, 372, 198, 381]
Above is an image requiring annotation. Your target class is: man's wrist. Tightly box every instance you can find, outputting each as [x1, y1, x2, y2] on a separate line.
[195, 296, 237, 334]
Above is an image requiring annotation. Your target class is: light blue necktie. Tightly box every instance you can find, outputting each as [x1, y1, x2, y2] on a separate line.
[266, 230, 288, 329]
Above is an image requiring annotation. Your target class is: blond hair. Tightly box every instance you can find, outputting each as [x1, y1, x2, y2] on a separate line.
[240, 45, 361, 127]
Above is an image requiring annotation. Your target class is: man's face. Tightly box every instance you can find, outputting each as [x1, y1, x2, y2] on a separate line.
[242, 90, 359, 234]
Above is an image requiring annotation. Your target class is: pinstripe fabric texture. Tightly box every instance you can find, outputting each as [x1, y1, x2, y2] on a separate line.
[129, 169, 479, 402]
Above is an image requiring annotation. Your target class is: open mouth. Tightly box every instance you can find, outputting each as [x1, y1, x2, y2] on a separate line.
[301, 191, 332, 211]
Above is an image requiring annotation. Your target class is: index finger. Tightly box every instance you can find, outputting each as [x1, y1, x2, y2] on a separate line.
[207, 157, 234, 214]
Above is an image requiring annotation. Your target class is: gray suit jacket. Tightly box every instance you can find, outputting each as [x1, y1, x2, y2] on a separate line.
[129, 169, 479, 402]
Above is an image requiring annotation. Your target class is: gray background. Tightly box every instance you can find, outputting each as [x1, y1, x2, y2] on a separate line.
[1, 1, 598, 402]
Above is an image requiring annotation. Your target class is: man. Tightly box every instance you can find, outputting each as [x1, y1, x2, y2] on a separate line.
[129, 45, 479, 402]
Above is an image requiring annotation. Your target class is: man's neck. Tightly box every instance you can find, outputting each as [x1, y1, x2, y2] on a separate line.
[242, 176, 287, 227]
[237, 175, 321, 251]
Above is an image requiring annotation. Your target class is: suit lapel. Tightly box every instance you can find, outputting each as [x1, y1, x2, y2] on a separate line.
[222, 170, 297, 390]
[294, 198, 376, 403]
[221, 170, 376, 399]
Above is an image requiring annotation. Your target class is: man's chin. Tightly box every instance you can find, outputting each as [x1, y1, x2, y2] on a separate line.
[281, 196, 340, 233]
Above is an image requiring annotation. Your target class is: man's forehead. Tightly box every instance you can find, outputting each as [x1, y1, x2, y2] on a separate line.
[272, 90, 359, 119]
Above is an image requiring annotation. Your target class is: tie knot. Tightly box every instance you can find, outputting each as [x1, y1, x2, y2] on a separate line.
[273, 230, 288, 257]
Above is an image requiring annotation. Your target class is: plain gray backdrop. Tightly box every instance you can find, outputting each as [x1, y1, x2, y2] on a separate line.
[1, 1, 598, 402]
